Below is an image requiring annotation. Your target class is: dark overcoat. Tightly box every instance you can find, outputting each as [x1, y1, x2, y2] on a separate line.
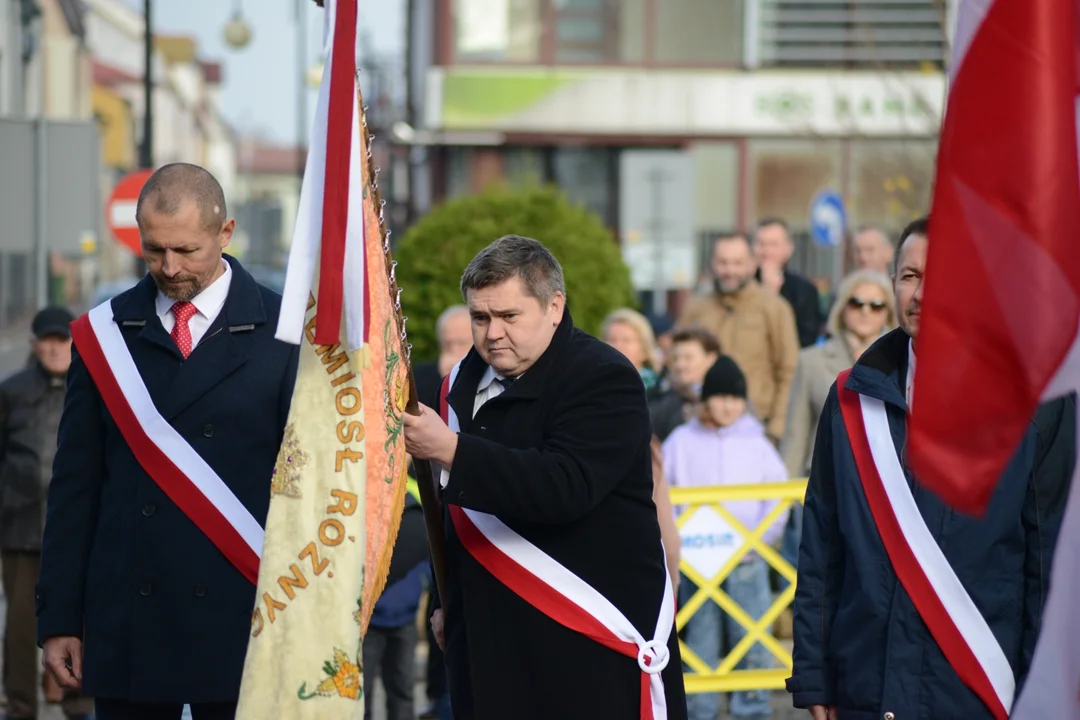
[437, 308, 687, 720]
[35, 255, 298, 703]
[788, 327, 1075, 719]
[0, 361, 66, 550]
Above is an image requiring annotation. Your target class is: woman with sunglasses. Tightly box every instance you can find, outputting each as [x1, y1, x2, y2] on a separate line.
[776, 270, 897, 575]
[780, 271, 896, 480]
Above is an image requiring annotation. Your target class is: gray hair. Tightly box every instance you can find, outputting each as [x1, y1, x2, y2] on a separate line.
[460, 235, 566, 304]
[826, 269, 897, 337]
[435, 304, 468, 338]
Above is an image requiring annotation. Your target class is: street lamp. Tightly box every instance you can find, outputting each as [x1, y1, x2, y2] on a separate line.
[223, 0, 253, 50]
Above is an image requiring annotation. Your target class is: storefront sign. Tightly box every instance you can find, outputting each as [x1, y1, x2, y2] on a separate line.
[754, 87, 937, 125]
[430, 68, 945, 138]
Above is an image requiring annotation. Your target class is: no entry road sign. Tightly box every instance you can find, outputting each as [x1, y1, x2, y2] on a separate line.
[106, 168, 153, 255]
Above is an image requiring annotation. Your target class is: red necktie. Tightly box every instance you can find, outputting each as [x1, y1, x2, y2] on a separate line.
[170, 302, 198, 358]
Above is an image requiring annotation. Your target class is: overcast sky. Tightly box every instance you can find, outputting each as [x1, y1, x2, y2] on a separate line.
[124, 0, 406, 144]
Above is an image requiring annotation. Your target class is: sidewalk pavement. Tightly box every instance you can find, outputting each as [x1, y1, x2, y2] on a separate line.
[21, 604, 801, 719]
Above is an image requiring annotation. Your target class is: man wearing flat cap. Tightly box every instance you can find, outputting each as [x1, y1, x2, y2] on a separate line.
[0, 306, 94, 720]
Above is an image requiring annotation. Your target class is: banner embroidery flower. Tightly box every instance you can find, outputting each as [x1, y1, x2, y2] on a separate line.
[297, 648, 362, 701]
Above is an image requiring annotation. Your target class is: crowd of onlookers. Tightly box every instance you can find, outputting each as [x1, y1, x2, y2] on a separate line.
[0, 216, 901, 720]
[597, 218, 899, 720]
[383, 217, 900, 720]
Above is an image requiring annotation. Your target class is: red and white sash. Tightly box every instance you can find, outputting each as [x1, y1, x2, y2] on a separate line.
[70, 301, 263, 585]
[438, 364, 675, 720]
[837, 369, 1014, 719]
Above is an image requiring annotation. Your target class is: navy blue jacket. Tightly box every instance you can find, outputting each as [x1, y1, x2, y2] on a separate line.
[787, 328, 1074, 720]
[36, 255, 299, 703]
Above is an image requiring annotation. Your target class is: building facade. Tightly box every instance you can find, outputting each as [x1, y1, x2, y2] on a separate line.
[406, 0, 952, 306]
[86, 0, 236, 283]
[0, 0, 99, 332]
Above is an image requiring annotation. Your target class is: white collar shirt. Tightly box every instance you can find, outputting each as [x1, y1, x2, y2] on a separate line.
[473, 364, 512, 419]
[155, 259, 232, 349]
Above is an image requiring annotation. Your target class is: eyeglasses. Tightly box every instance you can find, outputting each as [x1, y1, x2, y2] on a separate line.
[847, 297, 888, 312]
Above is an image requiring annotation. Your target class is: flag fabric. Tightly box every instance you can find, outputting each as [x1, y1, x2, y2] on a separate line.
[235, 0, 410, 716]
[909, 0, 1080, 715]
[908, 0, 1080, 513]
[276, 0, 366, 352]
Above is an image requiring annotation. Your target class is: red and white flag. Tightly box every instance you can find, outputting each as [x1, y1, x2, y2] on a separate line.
[908, 0, 1080, 715]
[276, 0, 367, 350]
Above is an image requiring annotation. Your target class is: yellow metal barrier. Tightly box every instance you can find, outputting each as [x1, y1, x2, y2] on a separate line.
[669, 480, 808, 694]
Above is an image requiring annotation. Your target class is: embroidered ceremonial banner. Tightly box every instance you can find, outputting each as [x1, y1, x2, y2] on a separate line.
[235, 0, 410, 715]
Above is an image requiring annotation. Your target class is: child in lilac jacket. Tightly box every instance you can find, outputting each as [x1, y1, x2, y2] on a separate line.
[662, 356, 787, 720]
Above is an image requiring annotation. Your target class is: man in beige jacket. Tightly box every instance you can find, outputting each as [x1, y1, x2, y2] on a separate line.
[678, 232, 800, 442]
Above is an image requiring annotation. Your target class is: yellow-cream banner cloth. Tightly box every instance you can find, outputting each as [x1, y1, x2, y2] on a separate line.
[236, 90, 410, 716]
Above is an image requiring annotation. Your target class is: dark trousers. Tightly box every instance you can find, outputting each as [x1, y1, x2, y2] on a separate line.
[424, 592, 447, 701]
[94, 700, 236, 720]
[362, 622, 418, 720]
[1, 550, 94, 719]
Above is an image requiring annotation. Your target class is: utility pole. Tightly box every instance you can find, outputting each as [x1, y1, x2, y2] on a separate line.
[403, 0, 416, 227]
[140, 0, 153, 169]
[132, 0, 152, 277]
[296, 0, 307, 182]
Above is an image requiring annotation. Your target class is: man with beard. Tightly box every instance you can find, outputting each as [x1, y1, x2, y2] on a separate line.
[788, 217, 1074, 720]
[36, 163, 299, 719]
[678, 233, 800, 443]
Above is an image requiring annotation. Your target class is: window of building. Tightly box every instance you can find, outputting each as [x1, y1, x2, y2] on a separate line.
[552, 147, 617, 228]
[553, 0, 645, 64]
[503, 147, 547, 187]
[445, 147, 474, 198]
[757, 0, 946, 69]
[748, 139, 843, 224]
[848, 139, 936, 232]
[444, 146, 517, 198]
[654, 0, 744, 65]
[692, 142, 739, 232]
[748, 139, 844, 280]
[453, 0, 544, 62]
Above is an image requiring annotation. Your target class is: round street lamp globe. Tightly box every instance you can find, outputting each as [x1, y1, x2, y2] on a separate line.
[223, 14, 253, 49]
[306, 62, 324, 88]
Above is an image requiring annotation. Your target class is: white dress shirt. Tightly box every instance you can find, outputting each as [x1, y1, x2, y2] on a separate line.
[437, 364, 515, 488]
[472, 365, 509, 418]
[155, 260, 232, 349]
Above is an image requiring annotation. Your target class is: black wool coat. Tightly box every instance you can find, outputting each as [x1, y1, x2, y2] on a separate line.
[35, 255, 299, 703]
[438, 308, 687, 720]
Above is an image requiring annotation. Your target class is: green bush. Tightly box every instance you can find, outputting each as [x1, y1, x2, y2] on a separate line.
[395, 185, 637, 361]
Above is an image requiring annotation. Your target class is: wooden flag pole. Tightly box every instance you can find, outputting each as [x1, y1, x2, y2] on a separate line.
[364, 148, 449, 602]
[342, 26, 448, 600]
